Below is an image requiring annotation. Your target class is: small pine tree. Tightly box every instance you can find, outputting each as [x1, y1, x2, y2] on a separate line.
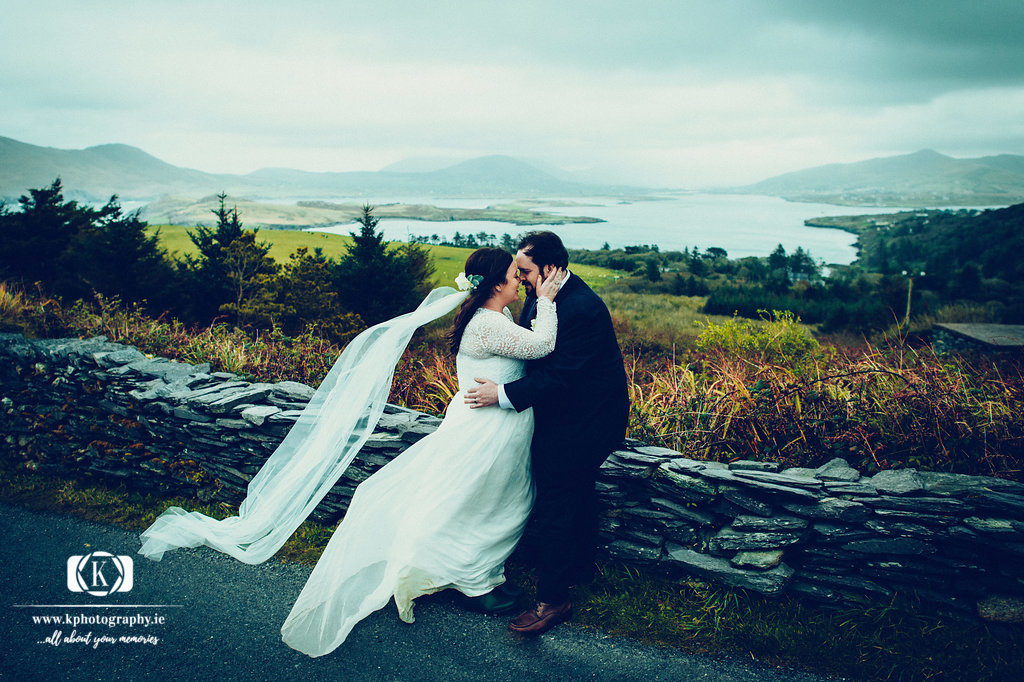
[788, 246, 819, 279]
[766, 243, 791, 293]
[671, 272, 686, 295]
[0, 178, 101, 287]
[645, 258, 662, 282]
[767, 243, 788, 272]
[179, 193, 248, 321]
[68, 202, 176, 307]
[0, 178, 175, 308]
[333, 205, 436, 326]
[397, 242, 435, 302]
[275, 246, 363, 343]
[218, 230, 282, 327]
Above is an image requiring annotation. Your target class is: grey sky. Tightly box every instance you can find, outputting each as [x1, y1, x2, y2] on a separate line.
[2, 0, 1023, 187]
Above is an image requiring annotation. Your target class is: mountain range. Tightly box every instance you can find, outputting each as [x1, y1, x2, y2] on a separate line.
[4, 135, 1024, 207]
[0, 136, 634, 203]
[737, 149, 1024, 206]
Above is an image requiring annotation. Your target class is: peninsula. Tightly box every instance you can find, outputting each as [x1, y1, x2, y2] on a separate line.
[141, 195, 605, 229]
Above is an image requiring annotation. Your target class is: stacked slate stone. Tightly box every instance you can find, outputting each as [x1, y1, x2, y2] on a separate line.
[932, 327, 985, 354]
[0, 333, 439, 525]
[596, 450, 1024, 618]
[4, 332, 1024, 621]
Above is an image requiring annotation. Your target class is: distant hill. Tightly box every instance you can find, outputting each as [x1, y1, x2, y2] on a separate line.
[0, 136, 222, 202]
[381, 154, 586, 183]
[738, 149, 1024, 207]
[0, 135, 637, 202]
[378, 156, 471, 173]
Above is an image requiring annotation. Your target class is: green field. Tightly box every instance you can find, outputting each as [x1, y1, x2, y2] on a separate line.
[148, 224, 619, 289]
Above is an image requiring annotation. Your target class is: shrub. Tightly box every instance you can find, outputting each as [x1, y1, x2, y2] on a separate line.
[695, 310, 820, 366]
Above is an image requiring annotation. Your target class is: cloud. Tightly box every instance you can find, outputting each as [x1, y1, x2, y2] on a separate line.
[1, 0, 1022, 186]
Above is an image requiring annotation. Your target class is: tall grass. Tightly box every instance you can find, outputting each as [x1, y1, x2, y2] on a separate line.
[0, 282, 30, 334]
[601, 292, 740, 352]
[628, 312, 1024, 478]
[3, 281, 1022, 479]
[8, 288, 341, 385]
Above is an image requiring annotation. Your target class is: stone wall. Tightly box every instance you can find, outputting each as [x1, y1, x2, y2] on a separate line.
[3, 333, 1023, 622]
[932, 323, 1024, 355]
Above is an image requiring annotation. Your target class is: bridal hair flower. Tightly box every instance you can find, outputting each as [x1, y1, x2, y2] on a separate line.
[455, 272, 483, 291]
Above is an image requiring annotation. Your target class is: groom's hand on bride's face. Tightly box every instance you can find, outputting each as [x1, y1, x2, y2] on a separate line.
[465, 378, 498, 409]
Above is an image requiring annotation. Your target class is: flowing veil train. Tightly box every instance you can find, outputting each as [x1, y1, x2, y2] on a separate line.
[138, 286, 470, 565]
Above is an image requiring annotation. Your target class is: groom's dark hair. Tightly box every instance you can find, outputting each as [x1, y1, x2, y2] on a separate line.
[518, 231, 568, 270]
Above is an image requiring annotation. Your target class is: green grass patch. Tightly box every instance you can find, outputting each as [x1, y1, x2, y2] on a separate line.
[147, 224, 618, 290]
[2, 463, 1020, 681]
[572, 564, 1023, 681]
[601, 292, 746, 350]
[0, 464, 334, 566]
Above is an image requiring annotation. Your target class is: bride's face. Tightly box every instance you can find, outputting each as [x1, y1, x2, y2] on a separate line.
[491, 260, 521, 307]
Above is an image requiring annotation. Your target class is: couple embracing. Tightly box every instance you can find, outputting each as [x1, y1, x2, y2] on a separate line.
[138, 231, 629, 657]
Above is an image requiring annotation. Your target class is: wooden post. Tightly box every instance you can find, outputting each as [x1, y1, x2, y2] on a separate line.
[904, 275, 913, 326]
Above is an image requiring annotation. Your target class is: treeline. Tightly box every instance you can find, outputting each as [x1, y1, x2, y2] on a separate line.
[702, 279, 907, 332]
[706, 203, 1024, 331]
[0, 179, 434, 342]
[567, 242, 887, 329]
[411, 231, 518, 250]
[8, 176, 1017, 342]
[574, 202, 1024, 332]
[856, 204, 1024, 321]
[570, 243, 819, 285]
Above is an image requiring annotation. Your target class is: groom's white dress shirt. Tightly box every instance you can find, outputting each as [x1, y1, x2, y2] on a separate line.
[496, 269, 571, 411]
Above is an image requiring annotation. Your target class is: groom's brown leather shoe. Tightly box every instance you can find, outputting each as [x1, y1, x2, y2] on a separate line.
[508, 600, 572, 635]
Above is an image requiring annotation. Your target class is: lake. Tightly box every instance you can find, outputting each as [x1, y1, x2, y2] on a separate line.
[308, 193, 922, 265]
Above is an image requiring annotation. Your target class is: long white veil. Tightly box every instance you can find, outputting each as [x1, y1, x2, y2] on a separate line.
[138, 286, 469, 564]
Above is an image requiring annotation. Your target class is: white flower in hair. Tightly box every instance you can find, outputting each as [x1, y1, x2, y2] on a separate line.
[530, 318, 537, 330]
[455, 272, 483, 291]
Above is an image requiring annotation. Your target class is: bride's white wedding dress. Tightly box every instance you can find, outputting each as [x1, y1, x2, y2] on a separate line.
[280, 298, 557, 657]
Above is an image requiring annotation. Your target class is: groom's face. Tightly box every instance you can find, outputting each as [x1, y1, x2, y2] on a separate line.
[515, 250, 552, 297]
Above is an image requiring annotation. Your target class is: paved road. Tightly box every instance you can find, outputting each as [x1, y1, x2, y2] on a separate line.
[1, 502, 845, 681]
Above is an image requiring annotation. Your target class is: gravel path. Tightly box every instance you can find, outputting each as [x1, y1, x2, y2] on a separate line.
[1, 502, 847, 681]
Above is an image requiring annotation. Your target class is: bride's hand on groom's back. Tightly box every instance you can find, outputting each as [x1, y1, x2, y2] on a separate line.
[538, 267, 566, 301]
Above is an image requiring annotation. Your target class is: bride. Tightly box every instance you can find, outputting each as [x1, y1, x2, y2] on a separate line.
[138, 247, 564, 657]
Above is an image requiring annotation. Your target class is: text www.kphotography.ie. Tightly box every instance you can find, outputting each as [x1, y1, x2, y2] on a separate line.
[33, 611, 166, 649]
[33, 612, 166, 628]
[14, 549, 179, 649]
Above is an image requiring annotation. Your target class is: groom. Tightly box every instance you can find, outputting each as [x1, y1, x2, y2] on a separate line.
[466, 231, 629, 635]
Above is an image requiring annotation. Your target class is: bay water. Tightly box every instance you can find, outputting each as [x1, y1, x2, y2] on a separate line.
[309, 193, 922, 265]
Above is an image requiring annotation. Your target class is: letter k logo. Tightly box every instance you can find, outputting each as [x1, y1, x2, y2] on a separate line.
[90, 560, 109, 587]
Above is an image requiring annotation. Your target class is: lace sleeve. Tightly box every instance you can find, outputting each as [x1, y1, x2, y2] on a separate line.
[468, 298, 557, 360]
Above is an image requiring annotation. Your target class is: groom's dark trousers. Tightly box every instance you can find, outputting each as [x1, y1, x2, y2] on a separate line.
[504, 275, 629, 604]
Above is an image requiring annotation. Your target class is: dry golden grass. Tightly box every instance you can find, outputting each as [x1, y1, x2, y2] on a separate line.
[4, 281, 1022, 480]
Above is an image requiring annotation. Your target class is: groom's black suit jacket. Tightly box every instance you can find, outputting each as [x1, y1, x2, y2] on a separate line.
[504, 274, 629, 474]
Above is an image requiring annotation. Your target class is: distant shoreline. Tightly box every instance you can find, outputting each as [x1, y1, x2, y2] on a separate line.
[803, 208, 986, 236]
[297, 200, 604, 226]
[773, 193, 1018, 208]
[141, 196, 605, 229]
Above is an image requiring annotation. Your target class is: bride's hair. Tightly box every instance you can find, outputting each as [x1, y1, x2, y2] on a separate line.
[448, 247, 514, 353]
